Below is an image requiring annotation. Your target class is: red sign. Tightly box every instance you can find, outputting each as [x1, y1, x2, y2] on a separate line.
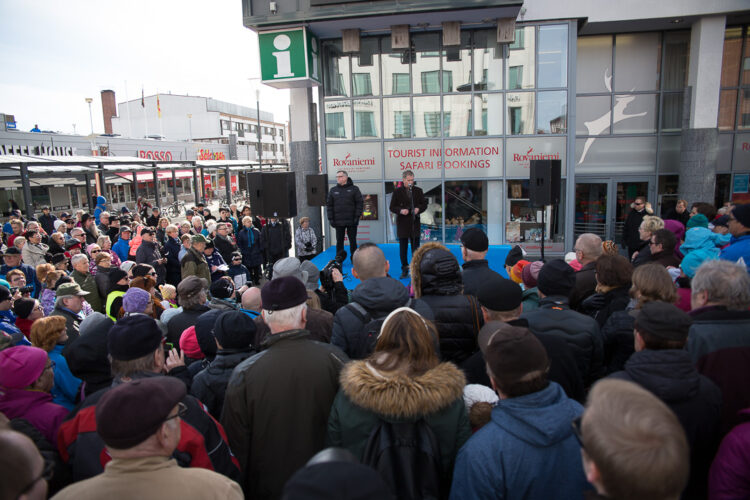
[198, 149, 226, 160]
[138, 150, 173, 161]
[231, 175, 238, 193]
[204, 174, 212, 191]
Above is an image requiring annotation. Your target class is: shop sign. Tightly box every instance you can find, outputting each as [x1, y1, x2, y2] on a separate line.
[204, 174, 212, 191]
[138, 150, 173, 161]
[732, 133, 750, 174]
[231, 175, 239, 193]
[198, 149, 226, 160]
[734, 174, 749, 194]
[383, 139, 502, 179]
[0, 144, 76, 156]
[325, 142, 382, 180]
[506, 137, 566, 177]
[259, 27, 320, 88]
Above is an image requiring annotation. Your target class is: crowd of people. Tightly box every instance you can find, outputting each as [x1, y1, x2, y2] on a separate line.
[0, 192, 749, 500]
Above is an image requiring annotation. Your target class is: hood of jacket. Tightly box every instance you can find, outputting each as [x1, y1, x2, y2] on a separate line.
[0, 387, 55, 415]
[491, 382, 582, 447]
[681, 227, 729, 254]
[351, 277, 410, 315]
[620, 349, 700, 403]
[96, 196, 107, 206]
[411, 242, 462, 298]
[340, 360, 465, 419]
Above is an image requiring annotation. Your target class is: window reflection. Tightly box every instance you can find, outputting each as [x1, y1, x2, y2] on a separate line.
[507, 92, 534, 135]
[322, 40, 350, 97]
[443, 32, 472, 92]
[536, 91, 567, 134]
[443, 95, 471, 137]
[473, 94, 503, 136]
[506, 27, 535, 90]
[354, 99, 381, 139]
[538, 25, 568, 88]
[614, 33, 660, 92]
[445, 181, 485, 243]
[414, 34, 441, 93]
[383, 97, 411, 138]
[324, 101, 351, 140]
[352, 37, 380, 96]
[473, 29, 503, 91]
[382, 36, 410, 95]
[414, 96, 442, 138]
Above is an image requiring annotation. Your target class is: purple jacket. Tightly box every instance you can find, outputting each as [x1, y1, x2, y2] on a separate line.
[0, 387, 68, 444]
[709, 409, 750, 499]
[663, 219, 685, 259]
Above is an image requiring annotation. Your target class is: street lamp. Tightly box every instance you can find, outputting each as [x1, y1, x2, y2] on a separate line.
[187, 113, 193, 141]
[85, 97, 94, 135]
[248, 78, 263, 166]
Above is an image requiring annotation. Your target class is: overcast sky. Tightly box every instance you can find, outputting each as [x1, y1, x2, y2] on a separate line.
[0, 0, 291, 135]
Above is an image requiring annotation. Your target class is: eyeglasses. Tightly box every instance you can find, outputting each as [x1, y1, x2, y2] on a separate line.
[33, 304, 44, 311]
[148, 272, 157, 277]
[571, 416, 585, 449]
[164, 402, 188, 423]
[90, 250, 101, 254]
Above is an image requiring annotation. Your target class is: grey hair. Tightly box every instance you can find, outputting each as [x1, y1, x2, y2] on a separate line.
[166, 224, 179, 234]
[262, 303, 307, 329]
[691, 259, 750, 310]
[96, 235, 111, 247]
[70, 228, 84, 237]
[576, 233, 603, 259]
[71, 253, 88, 267]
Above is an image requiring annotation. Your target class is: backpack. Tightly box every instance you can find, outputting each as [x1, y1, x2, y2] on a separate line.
[345, 298, 412, 360]
[362, 418, 443, 500]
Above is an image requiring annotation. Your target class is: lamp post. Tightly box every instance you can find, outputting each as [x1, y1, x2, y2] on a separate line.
[85, 97, 94, 135]
[187, 113, 193, 141]
[248, 78, 263, 167]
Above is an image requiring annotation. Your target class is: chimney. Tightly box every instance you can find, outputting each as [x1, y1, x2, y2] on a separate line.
[101, 90, 117, 134]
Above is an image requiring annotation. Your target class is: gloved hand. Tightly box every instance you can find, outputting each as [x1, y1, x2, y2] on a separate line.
[581, 293, 606, 312]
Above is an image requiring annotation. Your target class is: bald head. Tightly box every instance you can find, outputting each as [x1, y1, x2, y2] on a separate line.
[0, 428, 47, 499]
[241, 287, 262, 312]
[575, 233, 603, 265]
[352, 243, 389, 280]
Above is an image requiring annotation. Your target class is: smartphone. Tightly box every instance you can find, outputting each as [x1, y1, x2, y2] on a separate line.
[163, 342, 175, 356]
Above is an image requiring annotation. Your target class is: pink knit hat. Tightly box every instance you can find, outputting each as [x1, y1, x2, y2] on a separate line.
[179, 326, 205, 360]
[0, 346, 48, 389]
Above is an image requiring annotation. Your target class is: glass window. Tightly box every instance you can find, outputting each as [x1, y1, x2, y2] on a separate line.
[506, 27, 535, 89]
[443, 94, 471, 137]
[575, 136, 657, 173]
[324, 101, 351, 140]
[352, 37, 380, 96]
[413, 96, 441, 138]
[718, 89, 737, 130]
[413, 34, 441, 94]
[740, 89, 750, 129]
[536, 91, 567, 134]
[576, 36, 612, 94]
[612, 93, 657, 134]
[537, 24, 568, 88]
[658, 135, 682, 173]
[354, 99, 381, 138]
[385, 180, 443, 243]
[445, 181, 485, 243]
[576, 95, 611, 135]
[508, 66, 523, 90]
[507, 92, 534, 135]
[383, 97, 411, 138]
[661, 93, 683, 132]
[721, 27, 743, 88]
[662, 31, 690, 90]
[473, 29, 503, 91]
[743, 28, 750, 85]
[421, 70, 452, 94]
[382, 36, 411, 95]
[473, 94, 503, 136]
[614, 33, 660, 92]
[443, 31, 472, 92]
[322, 40, 350, 97]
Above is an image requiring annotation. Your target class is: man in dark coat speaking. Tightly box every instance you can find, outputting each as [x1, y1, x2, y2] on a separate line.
[326, 170, 363, 260]
[389, 169, 427, 279]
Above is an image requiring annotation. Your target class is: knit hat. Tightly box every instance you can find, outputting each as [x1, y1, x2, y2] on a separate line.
[283, 459, 394, 500]
[536, 259, 576, 296]
[86, 244, 100, 255]
[504, 245, 526, 267]
[463, 383, 499, 411]
[108, 269, 129, 286]
[686, 214, 709, 229]
[0, 345, 48, 389]
[179, 326, 204, 359]
[300, 260, 320, 291]
[12, 297, 36, 320]
[460, 228, 489, 252]
[210, 279, 234, 299]
[272, 257, 308, 285]
[107, 315, 163, 361]
[0, 286, 11, 303]
[119, 260, 136, 273]
[261, 276, 308, 311]
[632, 301, 692, 342]
[53, 219, 66, 231]
[510, 260, 529, 284]
[521, 260, 544, 288]
[194, 309, 222, 359]
[122, 287, 151, 313]
[214, 311, 256, 349]
[732, 204, 750, 227]
[477, 275, 522, 312]
[479, 322, 549, 387]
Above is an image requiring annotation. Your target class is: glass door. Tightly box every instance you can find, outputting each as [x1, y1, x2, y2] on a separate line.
[575, 178, 651, 243]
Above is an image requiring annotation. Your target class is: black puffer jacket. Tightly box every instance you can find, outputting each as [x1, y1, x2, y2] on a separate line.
[331, 276, 433, 359]
[522, 296, 604, 386]
[167, 304, 211, 348]
[580, 286, 631, 328]
[326, 177, 363, 227]
[190, 349, 255, 419]
[600, 306, 635, 375]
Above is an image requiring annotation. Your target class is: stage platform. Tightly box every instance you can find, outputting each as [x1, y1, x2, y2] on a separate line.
[309, 243, 512, 289]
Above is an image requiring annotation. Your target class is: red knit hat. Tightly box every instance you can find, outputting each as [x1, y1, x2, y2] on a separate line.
[179, 326, 205, 360]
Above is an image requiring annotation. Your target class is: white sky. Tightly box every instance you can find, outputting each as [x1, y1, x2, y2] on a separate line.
[0, 0, 291, 135]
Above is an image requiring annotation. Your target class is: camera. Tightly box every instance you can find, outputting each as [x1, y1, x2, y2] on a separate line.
[304, 242, 313, 252]
[10, 285, 33, 295]
[319, 251, 346, 291]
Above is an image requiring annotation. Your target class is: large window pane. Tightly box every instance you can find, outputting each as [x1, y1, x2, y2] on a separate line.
[661, 93, 683, 132]
[576, 95, 611, 135]
[382, 36, 411, 95]
[506, 27, 535, 90]
[473, 94, 503, 136]
[507, 92, 534, 135]
[576, 36, 612, 94]
[718, 89, 737, 131]
[575, 136, 657, 173]
[414, 96, 441, 138]
[743, 28, 750, 85]
[354, 99, 381, 139]
[322, 40, 350, 97]
[614, 33, 660, 92]
[662, 31, 690, 90]
[443, 94, 471, 137]
[324, 101, 351, 140]
[537, 91, 567, 134]
[414, 34, 441, 94]
[445, 180, 485, 243]
[721, 27, 743, 88]
[443, 31, 472, 92]
[740, 89, 750, 130]
[658, 135, 682, 173]
[538, 24, 568, 88]
[352, 37, 380, 96]
[383, 97, 411, 138]
[473, 29, 503, 90]
[612, 93, 657, 134]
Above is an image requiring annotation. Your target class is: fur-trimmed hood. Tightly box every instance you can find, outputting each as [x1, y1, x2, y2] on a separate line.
[409, 242, 462, 298]
[340, 360, 466, 419]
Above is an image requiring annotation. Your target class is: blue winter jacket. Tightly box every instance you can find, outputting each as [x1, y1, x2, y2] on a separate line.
[0, 264, 40, 298]
[450, 382, 589, 500]
[680, 227, 731, 278]
[112, 237, 130, 263]
[720, 233, 750, 271]
[50, 343, 82, 410]
[93, 196, 107, 225]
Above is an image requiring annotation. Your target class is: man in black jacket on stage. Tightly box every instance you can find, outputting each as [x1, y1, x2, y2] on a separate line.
[389, 169, 427, 279]
[326, 170, 363, 260]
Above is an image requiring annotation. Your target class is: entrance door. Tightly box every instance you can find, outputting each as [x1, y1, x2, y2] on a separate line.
[575, 178, 651, 245]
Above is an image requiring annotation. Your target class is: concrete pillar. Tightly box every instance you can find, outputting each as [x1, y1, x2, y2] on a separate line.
[678, 16, 726, 205]
[289, 87, 322, 252]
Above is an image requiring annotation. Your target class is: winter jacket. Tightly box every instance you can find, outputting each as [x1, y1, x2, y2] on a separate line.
[164, 236, 183, 285]
[522, 286, 540, 312]
[623, 208, 647, 254]
[39, 213, 58, 235]
[720, 232, 750, 271]
[680, 227, 730, 278]
[111, 236, 130, 263]
[327, 360, 471, 495]
[261, 220, 291, 261]
[237, 226, 263, 268]
[450, 382, 588, 500]
[1, 263, 40, 298]
[314, 282, 349, 315]
[600, 306, 637, 374]
[331, 276, 433, 360]
[580, 286, 630, 328]
[50, 304, 84, 356]
[181, 247, 211, 283]
[609, 349, 722, 499]
[253, 308, 334, 347]
[40, 288, 56, 316]
[631, 240, 652, 267]
[0, 388, 68, 445]
[687, 306, 750, 433]
[295, 226, 318, 257]
[221, 329, 347, 500]
[190, 349, 255, 419]
[71, 269, 103, 313]
[22, 242, 49, 268]
[389, 184, 427, 239]
[650, 249, 682, 268]
[49, 343, 82, 411]
[569, 261, 597, 312]
[214, 234, 237, 265]
[461, 259, 504, 297]
[94, 266, 110, 299]
[135, 239, 166, 284]
[326, 177, 363, 227]
[93, 196, 106, 225]
[522, 296, 604, 386]
[709, 409, 750, 499]
[58, 372, 240, 482]
[205, 251, 227, 282]
[167, 305, 211, 348]
[226, 264, 251, 290]
[64, 313, 114, 397]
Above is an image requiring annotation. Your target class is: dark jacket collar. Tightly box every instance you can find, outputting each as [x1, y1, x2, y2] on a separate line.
[462, 259, 489, 270]
[689, 305, 750, 321]
[261, 328, 310, 348]
[539, 296, 571, 309]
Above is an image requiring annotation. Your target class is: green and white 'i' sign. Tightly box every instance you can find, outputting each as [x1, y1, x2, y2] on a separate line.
[259, 27, 321, 88]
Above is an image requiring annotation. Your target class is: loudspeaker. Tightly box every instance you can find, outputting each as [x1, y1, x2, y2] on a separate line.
[262, 172, 297, 218]
[246, 172, 264, 214]
[529, 159, 561, 206]
[306, 174, 328, 206]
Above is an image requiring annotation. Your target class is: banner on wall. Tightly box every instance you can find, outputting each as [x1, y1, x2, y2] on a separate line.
[325, 142, 382, 180]
[384, 139, 503, 179]
[506, 137, 566, 177]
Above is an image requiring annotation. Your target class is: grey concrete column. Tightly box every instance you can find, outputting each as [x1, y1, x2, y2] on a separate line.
[678, 16, 725, 204]
[289, 87, 322, 252]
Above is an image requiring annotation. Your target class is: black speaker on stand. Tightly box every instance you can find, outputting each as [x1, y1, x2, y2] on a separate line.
[262, 172, 297, 218]
[306, 174, 328, 206]
[246, 172, 264, 215]
[529, 159, 562, 262]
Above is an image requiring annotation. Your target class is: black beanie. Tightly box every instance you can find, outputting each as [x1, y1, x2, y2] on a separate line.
[12, 298, 36, 320]
[536, 259, 576, 297]
[214, 311, 256, 350]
